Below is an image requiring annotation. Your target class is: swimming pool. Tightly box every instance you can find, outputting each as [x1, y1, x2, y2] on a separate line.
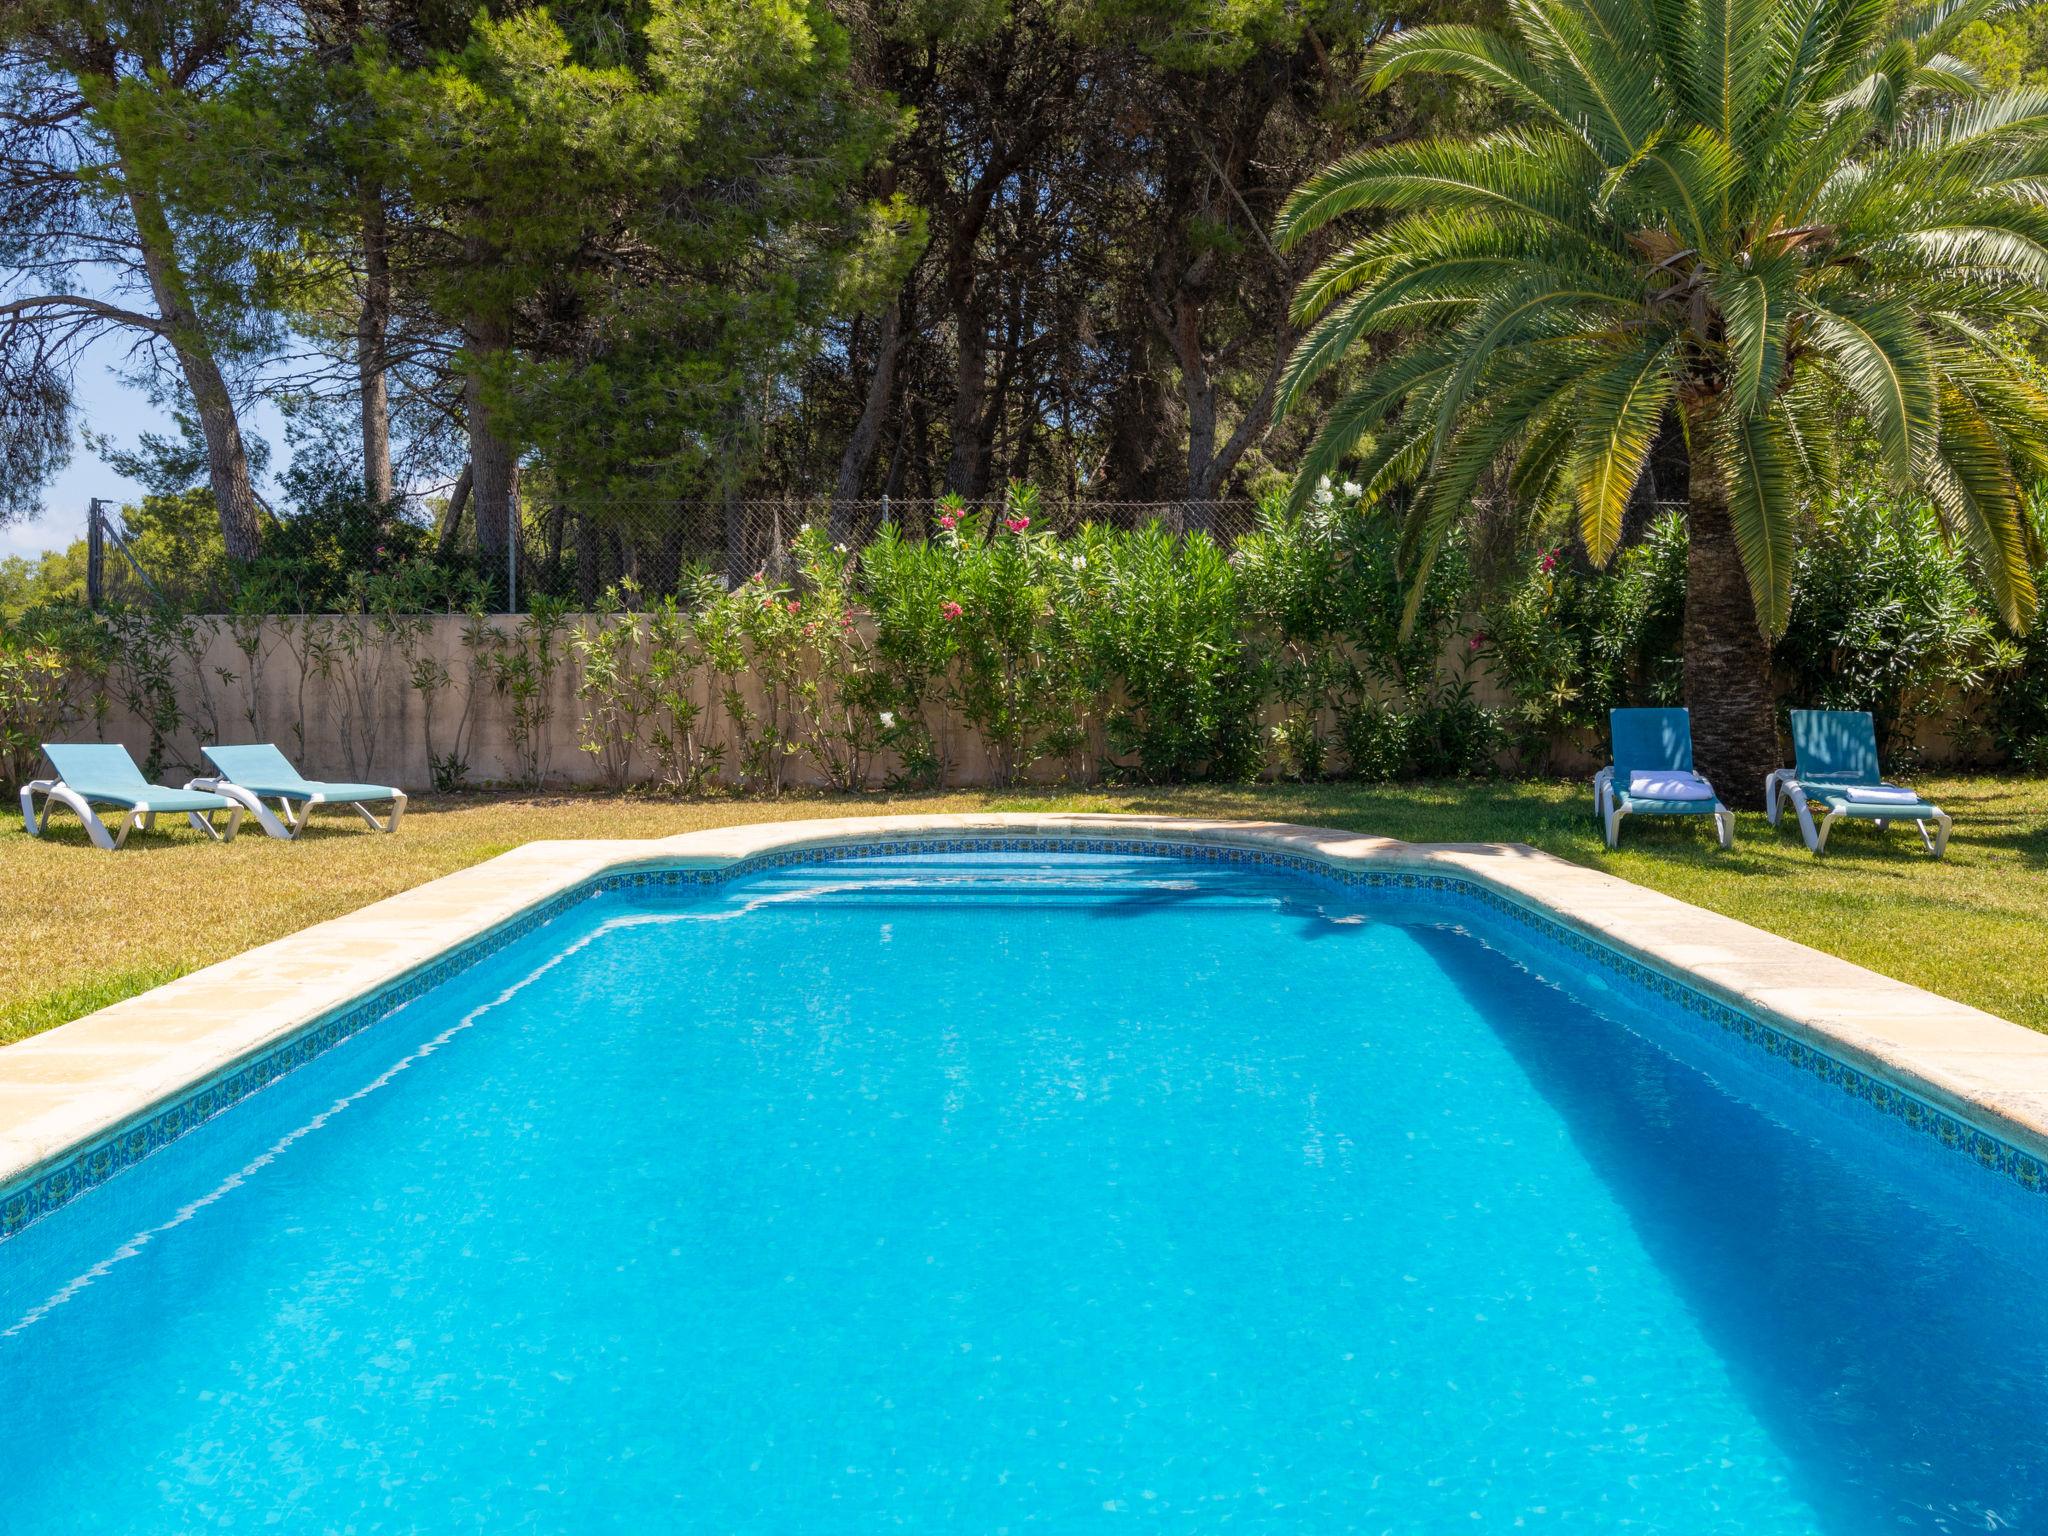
[2, 846, 2044, 1530]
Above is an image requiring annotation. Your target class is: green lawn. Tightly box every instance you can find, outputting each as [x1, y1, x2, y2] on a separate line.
[2, 775, 2042, 1045]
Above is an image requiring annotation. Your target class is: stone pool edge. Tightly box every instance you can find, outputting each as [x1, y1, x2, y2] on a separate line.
[4, 812, 2046, 1233]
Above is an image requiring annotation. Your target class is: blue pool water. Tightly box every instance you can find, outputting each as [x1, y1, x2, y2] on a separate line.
[2, 851, 2045, 1531]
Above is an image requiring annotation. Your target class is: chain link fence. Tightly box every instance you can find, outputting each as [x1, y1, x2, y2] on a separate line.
[515, 497, 1265, 610]
[85, 495, 1267, 613]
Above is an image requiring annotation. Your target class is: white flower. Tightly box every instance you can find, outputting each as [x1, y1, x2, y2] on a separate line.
[1071, 554, 1087, 570]
[1317, 474, 1332, 489]
[1313, 485, 1334, 506]
[834, 542, 848, 554]
[1342, 480, 1361, 498]
[879, 710, 896, 728]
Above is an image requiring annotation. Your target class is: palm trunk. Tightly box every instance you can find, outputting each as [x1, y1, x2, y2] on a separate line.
[1682, 420, 1780, 796]
[358, 184, 394, 507]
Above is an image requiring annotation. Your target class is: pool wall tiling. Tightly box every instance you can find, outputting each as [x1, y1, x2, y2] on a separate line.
[4, 814, 2047, 1242]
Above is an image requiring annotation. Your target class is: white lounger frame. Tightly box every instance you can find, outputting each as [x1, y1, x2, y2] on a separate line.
[19, 781, 244, 851]
[1763, 770, 1950, 857]
[187, 778, 406, 840]
[1591, 766, 1735, 850]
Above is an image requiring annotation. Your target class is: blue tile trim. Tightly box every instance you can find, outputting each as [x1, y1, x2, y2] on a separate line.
[3, 832, 2041, 1244]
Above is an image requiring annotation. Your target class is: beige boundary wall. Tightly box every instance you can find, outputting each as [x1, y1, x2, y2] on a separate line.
[85, 613, 1984, 792]
[90, 613, 1521, 791]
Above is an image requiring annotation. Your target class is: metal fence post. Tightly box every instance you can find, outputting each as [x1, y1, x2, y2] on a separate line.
[85, 499, 105, 611]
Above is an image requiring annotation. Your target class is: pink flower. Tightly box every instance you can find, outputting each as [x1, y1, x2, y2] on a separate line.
[786, 600, 801, 614]
[941, 601, 964, 621]
[1006, 515, 1031, 533]
[1469, 633, 1487, 652]
[1540, 549, 1557, 574]
[938, 512, 958, 530]
[761, 593, 777, 609]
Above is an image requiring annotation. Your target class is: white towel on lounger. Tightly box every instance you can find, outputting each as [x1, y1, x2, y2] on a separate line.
[1627, 770, 1716, 802]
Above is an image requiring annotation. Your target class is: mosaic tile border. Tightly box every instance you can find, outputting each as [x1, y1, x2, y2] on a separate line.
[3, 831, 2040, 1244]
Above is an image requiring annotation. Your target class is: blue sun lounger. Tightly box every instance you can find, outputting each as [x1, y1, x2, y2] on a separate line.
[1592, 707, 1734, 849]
[1765, 709, 1950, 856]
[189, 743, 406, 839]
[19, 742, 244, 850]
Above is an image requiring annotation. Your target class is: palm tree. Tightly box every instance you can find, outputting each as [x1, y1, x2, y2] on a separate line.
[1274, 0, 2048, 791]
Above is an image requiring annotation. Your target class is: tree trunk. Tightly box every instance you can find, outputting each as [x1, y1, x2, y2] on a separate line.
[464, 310, 517, 571]
[1683, 423, 1780, 796]
[574, 511, 600, 607]
[1179, 290, 1218, 530]
[121, 168, 263, 561]
[945, 288, 990, 496]
[723, 483, 749, 588]
[358, 184, 394, 508]
[831, 294, 905, 535]
[1099, 291, 1177, 501]
[436, 463, 472, 560]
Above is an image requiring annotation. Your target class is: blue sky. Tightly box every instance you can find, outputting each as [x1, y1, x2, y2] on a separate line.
[3, 331, 291, 561]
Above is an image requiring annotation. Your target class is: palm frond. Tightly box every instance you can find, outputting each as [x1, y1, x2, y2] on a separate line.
[1570, 339, 1676, 560]
[1719, 405, 1801, 632]
[1800, 298, 1939, 480]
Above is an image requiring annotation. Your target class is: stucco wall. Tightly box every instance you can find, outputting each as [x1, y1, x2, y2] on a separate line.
[91, 614, 1076, 790]
[81, 612, 1983, 791]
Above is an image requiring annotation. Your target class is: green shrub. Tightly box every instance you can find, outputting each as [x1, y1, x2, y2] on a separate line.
[923, 488, 1089, 786]
[1070, 522, 1263, 783]
[1479, 514, 1686, 770]
[1991, 493, 2048, 769]
[1237, 491, 1495, 781]
[0, 609, 112, 786]
[1775, 492, 2012, 761]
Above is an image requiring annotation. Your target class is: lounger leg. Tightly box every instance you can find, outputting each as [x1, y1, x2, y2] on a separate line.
[1785, 787, 1821, 853]
[1714, 806, 1735, 849]
[1923, 810, 1951, 858]
[19, 782, 46, 836]
[1604, 802, 1626, 849]
[1814, 805, 1844, 855]
[1764, 772, 1779, 822]
[350, 792, 405, 833]
[32, 784, 122, 850]
[184, 805, 245, 843]
[194, 781, 290, 839]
